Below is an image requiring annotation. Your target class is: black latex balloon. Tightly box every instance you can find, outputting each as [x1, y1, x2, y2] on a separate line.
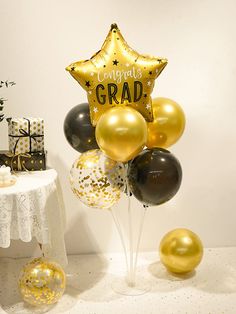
[128, 148, 182, 206]
[64, 103, 99, 153]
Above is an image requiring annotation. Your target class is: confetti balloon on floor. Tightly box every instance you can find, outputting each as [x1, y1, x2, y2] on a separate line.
[18, 257, 66, 306]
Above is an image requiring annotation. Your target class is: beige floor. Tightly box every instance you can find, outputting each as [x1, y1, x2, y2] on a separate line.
[0, 248, 236, 314]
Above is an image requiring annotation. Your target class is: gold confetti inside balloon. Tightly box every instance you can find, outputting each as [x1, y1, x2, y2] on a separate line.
[18, 257, 66, 306]
[96, 106, 147, 162]
[146, 97, 186, 149]
[159, 228, 203, 274]
[66, 23, 168, 126]
[70, 149, 125, 209]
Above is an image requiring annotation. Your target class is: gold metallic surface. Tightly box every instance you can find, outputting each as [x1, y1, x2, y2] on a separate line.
[159, 228, 203, 274]
[18, 257, 66, 306]
[95, 107, 147, 162]
[66, 23, 167, 126]
[146, 97, 185, 149]
[70, 149, 125, 209]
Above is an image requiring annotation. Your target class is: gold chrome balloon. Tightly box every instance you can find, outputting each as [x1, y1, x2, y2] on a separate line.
[66, 23, 168, 126]
[146, 97, 185, 149]
[159, 228, 203, 274]
[96, 107, 147, 162]
[70, 149, 125, 209]
[18, 257, 66, 306]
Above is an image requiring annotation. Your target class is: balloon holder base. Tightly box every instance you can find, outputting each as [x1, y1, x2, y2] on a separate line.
[112, 275, 150, 296]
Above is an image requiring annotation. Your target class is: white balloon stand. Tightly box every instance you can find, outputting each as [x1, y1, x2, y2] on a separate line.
[111, 177, 150, 296]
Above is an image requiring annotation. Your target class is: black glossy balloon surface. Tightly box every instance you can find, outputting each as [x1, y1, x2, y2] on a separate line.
[64, 103, 99, 153]
[128, 148, 182, 206]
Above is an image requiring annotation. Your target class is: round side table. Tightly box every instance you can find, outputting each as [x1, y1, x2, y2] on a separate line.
[0, 169, 67, 266]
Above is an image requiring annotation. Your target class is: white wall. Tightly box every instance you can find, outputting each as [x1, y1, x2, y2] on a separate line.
[1, 0, 236, 257]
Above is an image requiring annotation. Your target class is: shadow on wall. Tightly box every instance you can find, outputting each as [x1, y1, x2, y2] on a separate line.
[0, 149, 113, 258]
[49, 152, 113, 254]
[0, 238, 40, 259]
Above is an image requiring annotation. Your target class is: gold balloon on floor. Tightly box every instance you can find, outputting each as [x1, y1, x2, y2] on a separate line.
[159, 228, 203, 274]
[96, 107, 147, 162]
[146, 97, 185, 149]
[66, 23, 168, 126]
[70, 149, 125, 209]
[18, 257, 66, 306]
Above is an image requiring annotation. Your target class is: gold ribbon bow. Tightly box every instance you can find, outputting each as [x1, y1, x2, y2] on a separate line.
[6, 152, 31, 172]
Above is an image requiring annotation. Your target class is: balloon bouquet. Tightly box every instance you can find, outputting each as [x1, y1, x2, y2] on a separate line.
[65, 24, 185, 294]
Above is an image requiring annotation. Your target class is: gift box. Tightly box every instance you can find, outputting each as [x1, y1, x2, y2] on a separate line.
[8, 117, 44, 154]
[0, 150, 47, 171]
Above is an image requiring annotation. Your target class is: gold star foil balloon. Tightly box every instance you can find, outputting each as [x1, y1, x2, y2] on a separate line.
[66, 23, 168, 126]
[18, 257, 66, 306]
[70, 149, 125, 209]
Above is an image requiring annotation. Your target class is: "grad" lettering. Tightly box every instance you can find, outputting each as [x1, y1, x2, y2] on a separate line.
[96, 81, 143, 105]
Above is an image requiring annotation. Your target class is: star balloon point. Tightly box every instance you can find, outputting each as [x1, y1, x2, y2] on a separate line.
[66, 24, 168, 126]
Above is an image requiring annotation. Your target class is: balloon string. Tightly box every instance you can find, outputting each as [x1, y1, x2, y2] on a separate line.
[110, 208, 129, 276]
[38, 243, 45, 257]
[133, 206, 147, 279]
[125, 163, 135, 286]
[127, 184, 134, 285]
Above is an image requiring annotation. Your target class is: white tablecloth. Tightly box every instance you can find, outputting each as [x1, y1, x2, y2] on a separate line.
[0, 169, 67, 266]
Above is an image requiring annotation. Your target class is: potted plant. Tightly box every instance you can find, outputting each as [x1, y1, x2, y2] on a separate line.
[0, 80, 16, 122]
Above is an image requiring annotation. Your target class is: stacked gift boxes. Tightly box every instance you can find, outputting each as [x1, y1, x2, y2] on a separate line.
[0, 118, 46, 171]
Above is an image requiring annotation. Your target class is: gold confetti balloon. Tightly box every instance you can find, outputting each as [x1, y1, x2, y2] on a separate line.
[159, 228, 203, 274]
[66, 23, 168, 126]
[18, 257, 66, 306]
[70, 149, 125, 209]
[146, 98, 186, 149]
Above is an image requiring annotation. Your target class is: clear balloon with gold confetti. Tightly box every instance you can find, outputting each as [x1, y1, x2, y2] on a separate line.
[70, 149, 125, 209]
[18, 257, 66, 306]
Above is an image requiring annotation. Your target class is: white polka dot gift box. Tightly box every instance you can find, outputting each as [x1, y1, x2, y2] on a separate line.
[7, 118, 44, 154]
